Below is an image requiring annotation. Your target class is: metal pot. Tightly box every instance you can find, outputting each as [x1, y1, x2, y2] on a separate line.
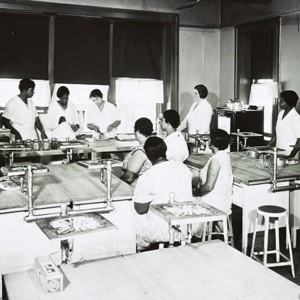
[247, 150, 259, 159]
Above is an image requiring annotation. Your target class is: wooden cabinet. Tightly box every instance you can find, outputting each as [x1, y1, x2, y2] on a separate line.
[217, 108, 264, 151]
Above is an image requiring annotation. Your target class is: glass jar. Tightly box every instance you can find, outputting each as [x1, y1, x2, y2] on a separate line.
[42, 139, 50, 150]
[25, 139, 33, 150]
[51, 138, 58, 150]
[33, 139, 40, 151]
[15, 139, 22, 145]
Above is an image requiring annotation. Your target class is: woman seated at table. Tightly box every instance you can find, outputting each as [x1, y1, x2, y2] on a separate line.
[133, 136, 193, 250]
[120, 118, 153, 186]
[194, 129, 233, 214]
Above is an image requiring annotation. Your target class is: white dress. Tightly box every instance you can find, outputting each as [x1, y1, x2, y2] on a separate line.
[200, 150, 233, 214]
[45, 101, 81, 140]
[178, 99, 213, 134]
[133, 160, 193, 247]
[85, 101, 120, 138]
[164, 131, 189, 162]
[2, 96, 38, 140]
[276, 108, 300, 156]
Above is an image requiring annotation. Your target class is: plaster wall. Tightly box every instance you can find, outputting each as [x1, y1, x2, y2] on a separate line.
[280, 14, 300, 112]
[220, 26, 235, 105]
[178, 27, 220, 127]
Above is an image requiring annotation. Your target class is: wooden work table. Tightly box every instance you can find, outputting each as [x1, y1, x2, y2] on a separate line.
[185, 151, 300, 254]
[0, 163, 133, 213]
[186, 151, 300, 185]
[0, 163, 136, 299]
[0, 138, 138, 160]
[4, 240, 300, 300]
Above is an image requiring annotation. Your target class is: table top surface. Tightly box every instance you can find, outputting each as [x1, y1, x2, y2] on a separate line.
[0, 163, 133, 213]
[4, 240, 300, 300]
[0, 138, 138, 157]
[186, 151, 300, 185]
[150, 199, 226, 225]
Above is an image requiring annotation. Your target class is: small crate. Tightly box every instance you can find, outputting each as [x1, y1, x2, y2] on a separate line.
[34, 256, 63, 293]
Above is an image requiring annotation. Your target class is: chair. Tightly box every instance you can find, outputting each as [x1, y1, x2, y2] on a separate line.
[202, 209, 235, 247]
[250, 205, 295, 278]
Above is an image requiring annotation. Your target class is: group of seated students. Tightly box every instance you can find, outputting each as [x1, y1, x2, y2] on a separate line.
[119, 111, 233, 251]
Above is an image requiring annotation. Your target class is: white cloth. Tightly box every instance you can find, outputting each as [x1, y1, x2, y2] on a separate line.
[200, 151, 233, 214]
[276, 108, 300, 156]
[178, 99, 212, 134]
[45, 101, 81, 140]
[133, 160, 193, 247]
[85, 101, 120, 138]
[165, 131, 189, 162]
[2, 96, 38, 140]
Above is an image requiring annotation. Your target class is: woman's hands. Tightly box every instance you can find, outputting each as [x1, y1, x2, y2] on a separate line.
[87, 123, 101, 133]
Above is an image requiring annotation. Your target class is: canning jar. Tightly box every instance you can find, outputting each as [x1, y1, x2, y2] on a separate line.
[51, 138, 58, 149]
[42, 139, 50, 150]
[33, 139, 40, 151]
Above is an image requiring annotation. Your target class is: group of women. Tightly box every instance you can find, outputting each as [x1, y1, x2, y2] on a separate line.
[44, 86, 121, 141]
[3, 79, 299, 250]
[120, 88, 300, 250]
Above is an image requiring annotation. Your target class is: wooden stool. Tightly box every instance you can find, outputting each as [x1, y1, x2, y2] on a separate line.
[250, 205, 295, 278]
[202, 210, 234, 247]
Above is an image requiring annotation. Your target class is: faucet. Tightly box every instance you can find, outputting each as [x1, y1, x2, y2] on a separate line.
[269, 147, 300, 192]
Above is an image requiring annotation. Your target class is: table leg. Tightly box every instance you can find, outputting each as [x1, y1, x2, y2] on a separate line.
[223, 218, 228, 245]
[169, 224, 174, 247]
[61, 238, 74, 264]
[187, 224, 192, 244]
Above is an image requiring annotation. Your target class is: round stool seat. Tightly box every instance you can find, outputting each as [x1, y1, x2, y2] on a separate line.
[250, 204, 295, 278]
[258, 205, 286, 217]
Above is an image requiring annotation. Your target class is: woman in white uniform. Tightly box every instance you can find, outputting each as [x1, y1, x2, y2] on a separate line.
[195, 129, 233, 214]
[178, 84, 213, 134]
[86, 89, 121, 139]
[268, 90, 300, 158]
[2, 78, 47, 141]
[46, 86, 81, 140]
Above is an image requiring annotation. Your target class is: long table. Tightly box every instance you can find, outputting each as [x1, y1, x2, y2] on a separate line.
[185, 152, 300, 254]
[4, 240, 300, 300]
[0, 138, 138, 162]
[0, 163, 135, 300]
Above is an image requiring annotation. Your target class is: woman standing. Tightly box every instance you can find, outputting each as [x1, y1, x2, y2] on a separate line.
[46, 86, 81, 140]
[178, 84, 213, 134]
[86, 89, 121, 139]
[268, 90, 300, 158]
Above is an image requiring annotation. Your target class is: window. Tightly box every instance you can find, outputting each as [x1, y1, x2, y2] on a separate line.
[115, 78, 163, 133]
[0, 78, 51, 108]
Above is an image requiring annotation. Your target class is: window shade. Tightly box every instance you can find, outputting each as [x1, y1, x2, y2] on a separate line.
[54, 16, 110, 84]
[112, 21, 163, 79]
[0, 12, 49, 79]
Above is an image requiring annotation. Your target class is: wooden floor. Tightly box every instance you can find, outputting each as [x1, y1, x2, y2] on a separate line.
[231, 204, 300, 286]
